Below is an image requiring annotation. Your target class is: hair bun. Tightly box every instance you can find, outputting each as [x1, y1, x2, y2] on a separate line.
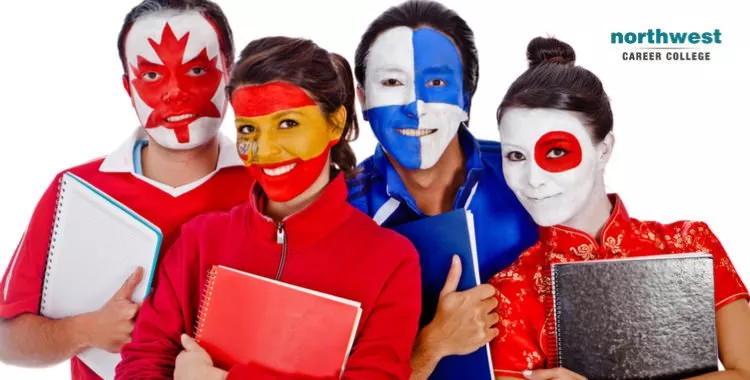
[526, 36, 576, 68]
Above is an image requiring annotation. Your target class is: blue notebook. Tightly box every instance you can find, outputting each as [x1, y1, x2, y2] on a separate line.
[393, 209, 494, 380]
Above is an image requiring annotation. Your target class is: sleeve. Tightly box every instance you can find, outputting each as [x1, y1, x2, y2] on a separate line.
[338, 238, 421, 380]
[115, 226, 194, 380]
[687, 222, 749, 308]
[489, 262, 546, 379]
[0, 174, 62, 319]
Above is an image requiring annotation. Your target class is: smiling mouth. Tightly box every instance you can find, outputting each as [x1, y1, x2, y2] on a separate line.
[396, 128, 437, 137]
[525, 193, 560, 202]
[262, 163, 297, 177]
[164, 113, 197, 123]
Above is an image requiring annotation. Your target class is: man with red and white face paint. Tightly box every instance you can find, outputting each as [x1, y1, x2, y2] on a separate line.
[499, 107, 606, 227]
[123, 9, 227, 149]
[0, 2, 251, 379]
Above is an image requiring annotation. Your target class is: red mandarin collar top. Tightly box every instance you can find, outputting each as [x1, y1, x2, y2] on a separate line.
[489, 194, 749, 378]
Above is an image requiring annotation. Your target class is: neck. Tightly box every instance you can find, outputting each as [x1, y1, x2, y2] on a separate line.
[141, 136, 220, 188]
[265, 163, 331, 221]
[389, 134, 466, 216]
[561, 177, 612, 241]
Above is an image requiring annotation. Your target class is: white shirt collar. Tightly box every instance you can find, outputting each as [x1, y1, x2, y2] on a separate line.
[99, 127, 244, 197]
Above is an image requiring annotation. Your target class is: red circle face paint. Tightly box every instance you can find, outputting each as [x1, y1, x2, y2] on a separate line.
[533, 131, 583, 173]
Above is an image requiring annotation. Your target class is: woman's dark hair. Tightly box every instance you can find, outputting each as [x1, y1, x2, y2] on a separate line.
[227, 37, 360, 179]
[117, 0, 234, 75]
[354, 0, 479, 113]
[497, 37, 613, 142]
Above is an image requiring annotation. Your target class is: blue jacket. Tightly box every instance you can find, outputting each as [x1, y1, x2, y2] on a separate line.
[347, 127, 539, 282]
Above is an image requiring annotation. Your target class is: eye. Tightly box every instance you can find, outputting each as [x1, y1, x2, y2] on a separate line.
[381, 78, 404, 87]
[426, 79, 447, 87]
[142, 71, 161, 81]
[238, 125, 255, 134]
[506, 151, 526, 162]
[187, 66, 207, 76]
[279, 119, 299, 129]
[546, 148, 568, 159]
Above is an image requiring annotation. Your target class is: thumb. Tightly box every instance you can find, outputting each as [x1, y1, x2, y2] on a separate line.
[439, 255, 462, 297]
[113, 267, 144, 301]
[181, 334, 203, 353]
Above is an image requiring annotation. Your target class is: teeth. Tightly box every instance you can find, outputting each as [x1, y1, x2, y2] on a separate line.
[166, 114, 195, 122]
[263, 163, 297, 176]
[396, 128, 437, 137]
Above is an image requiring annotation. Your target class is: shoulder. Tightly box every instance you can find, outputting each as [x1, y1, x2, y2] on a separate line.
[343, 207, 419, 263]
[489, 242, 544, 288]
[178, 202, 250, 242]
[628, 217, 718, 252]
[476, 138, 503, 156]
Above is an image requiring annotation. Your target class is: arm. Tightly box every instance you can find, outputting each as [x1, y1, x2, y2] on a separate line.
[687, 300, 750, 380]
[0, 313, 90, 366]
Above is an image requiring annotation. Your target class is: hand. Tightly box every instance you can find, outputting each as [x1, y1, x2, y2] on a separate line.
[175, 334, 227, 380]
[81, 267, 143, 353]
[420, 255, 500, 358]
[523, 368, 587, 380]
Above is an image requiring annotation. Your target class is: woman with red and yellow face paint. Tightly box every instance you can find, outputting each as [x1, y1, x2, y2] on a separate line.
[120, 36, 422, 380]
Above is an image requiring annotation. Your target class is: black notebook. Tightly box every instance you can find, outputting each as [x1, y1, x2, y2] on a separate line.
[549, 253, 718, 380]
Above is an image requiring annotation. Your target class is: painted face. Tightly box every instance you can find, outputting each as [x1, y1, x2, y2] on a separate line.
[124, 10, 227, 150]
[363, 26, 468, 170]
[499, 108, 602, 226]
[232, 82, 345, 202]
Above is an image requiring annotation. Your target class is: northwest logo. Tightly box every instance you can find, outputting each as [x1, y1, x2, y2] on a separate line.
[611, 29, 720, 61]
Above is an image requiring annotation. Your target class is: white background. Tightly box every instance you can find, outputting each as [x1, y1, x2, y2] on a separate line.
[1, 0, 748, 378]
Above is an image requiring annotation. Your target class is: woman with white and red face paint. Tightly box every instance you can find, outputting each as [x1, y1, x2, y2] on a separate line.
[489, 37, 750, 380]
[117, 36, 422, 380]
[0, 1, 252, 379]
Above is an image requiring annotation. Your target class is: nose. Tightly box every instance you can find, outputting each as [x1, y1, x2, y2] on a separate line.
[162, 77, 188, 104]
[527, 162, 548, 189]
[403, 101, 418, 119]
[253, 131, 282, 162]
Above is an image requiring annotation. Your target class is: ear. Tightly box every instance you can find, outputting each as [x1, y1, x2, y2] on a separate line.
[462, 90, 472, 113]
[596, 132, 615, 170]
[328, 105, 347, 141]
[356, 85, 368, 121]
[122, 74, 132, 97]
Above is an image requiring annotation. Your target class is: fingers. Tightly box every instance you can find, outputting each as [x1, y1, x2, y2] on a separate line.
[523, 368, 586, 380]
[480, 295, 499, 313]
[181, 334, 203, 353]
[466, 284, 497, 301]
[483, 311, 500, 327]
[113, 267, 144, 300]
[439, 255, 462, 297]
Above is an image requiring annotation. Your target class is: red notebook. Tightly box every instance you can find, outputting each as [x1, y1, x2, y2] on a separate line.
[194, 265, 362, 378]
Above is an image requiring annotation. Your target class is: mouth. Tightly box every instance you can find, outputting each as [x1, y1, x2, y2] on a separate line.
[396, 128, 437, 137]
[164, 113, 197, 123]
[261, 162, 298, 177]
[524, 193, 561, 202]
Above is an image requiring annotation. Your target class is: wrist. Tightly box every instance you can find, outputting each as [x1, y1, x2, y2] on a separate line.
[66, 312, 97, 352]
[414, 324, 445, 366]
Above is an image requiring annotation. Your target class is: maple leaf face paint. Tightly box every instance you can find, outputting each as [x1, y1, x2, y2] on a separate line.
[125, 10, 227, 150]
[499, 108, 601, 226]
[231, 82, 344, 202]
[362, 27, 468, 170]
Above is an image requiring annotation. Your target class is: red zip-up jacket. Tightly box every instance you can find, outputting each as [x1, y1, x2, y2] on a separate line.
[115, 174, 422, 379]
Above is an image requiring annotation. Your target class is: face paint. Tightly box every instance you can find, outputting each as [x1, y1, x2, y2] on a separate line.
[125, 10, 227, 150]
[363, 27, 468, 170]
[231, 82, 344, 202]
[499, 108, 601, 226]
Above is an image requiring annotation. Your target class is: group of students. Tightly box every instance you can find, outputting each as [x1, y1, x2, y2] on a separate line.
[1, 0, 749, 379]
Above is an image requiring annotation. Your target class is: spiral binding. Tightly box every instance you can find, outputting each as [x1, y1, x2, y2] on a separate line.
[40, 175, 67, 316]
[194, 265, 219, 344]
[544, 263, 562, 368]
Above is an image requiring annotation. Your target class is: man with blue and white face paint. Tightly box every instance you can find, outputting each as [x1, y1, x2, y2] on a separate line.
[348, 1, 539, 378]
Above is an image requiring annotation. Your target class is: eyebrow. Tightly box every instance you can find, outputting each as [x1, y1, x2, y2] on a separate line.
[419, 65, 456, 74]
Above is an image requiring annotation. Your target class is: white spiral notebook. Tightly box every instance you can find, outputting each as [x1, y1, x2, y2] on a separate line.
[40, 172, 162, 379]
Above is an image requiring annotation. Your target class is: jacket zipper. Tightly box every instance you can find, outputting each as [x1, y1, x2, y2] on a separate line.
[275, 222, 287, 280]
